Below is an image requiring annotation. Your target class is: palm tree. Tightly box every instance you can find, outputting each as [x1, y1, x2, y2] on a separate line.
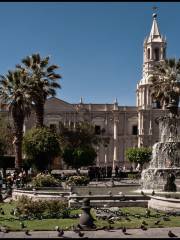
[0, 70, 31, 169]
[150, 58, 180, 114]
[17, 53, 61, 128]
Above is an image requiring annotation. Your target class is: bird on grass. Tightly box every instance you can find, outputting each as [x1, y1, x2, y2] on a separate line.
[125, 216, 131, 221]
[168, 230, 178, 238]
[140, 224, 147, 231]
[154, 220, 161, 225]
[10, 209, 14, 216]
[145, 209, 150, 217]
[0, 209, 5, 215]
[162, 216, 170, 221]
[107, 219, 114, 225]
[142, 220, 148, 226]
[20, 222, 25, 229]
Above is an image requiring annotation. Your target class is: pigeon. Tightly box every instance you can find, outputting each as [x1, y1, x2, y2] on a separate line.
[107, 219, 114, 225]
[0, 210, 5, 215]
[88, 191, 92, 195]
[141, 191, 145, 196]
[140, 224, 147, 231]
[10, 209, 14, 215]
[77, 224, 83, 230]
[154, 220, 161, 225]
[20, 222, 25, 229]
[146, 209, 150, 217]
[168, 230, 178, 238]
[55, 226, 60, 231]
[152, 190, 155, 196]
[125, 216, 131, 221]
[57, 229, 64, 237]
[78, 231, 85, 237]
[122, 226, 126, 234]
[25, 230, 31, 236]
[162, 216, 170, 221]
[142, 220, 148, 225]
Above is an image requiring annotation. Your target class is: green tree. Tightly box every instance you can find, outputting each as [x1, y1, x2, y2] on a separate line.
[125, 147, 152, 171]
[63, 146, 97, 170]
[17, 53, 61, 128]
[150, 58, 180, 114]
[59, 122, 99, 170]
[0, 70, 31, 169]
[23, 127, 61, 171]
[0, 117, 14, 156]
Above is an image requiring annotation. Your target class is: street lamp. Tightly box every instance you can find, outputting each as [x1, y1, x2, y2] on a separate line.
[96, 145, 100, 167]
[104, 143, 108, 178]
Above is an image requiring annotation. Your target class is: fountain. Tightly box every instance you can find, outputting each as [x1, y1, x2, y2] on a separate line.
[141, 89, 180, 191]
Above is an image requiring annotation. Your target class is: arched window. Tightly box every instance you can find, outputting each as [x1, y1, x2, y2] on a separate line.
[154, 48, 159, 61]
[147, 48, 150, 59]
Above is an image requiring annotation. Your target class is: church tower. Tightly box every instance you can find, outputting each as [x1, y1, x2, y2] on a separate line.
[137, 12, 167, 147]
[136, 13, 167, 110]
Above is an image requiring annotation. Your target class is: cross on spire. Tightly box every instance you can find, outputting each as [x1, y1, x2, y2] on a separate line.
[152, 6, 158, 18]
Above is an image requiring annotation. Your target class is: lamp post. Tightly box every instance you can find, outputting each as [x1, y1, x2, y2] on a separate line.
[104, 144, 108, 178]
[96, 145, 100, 167]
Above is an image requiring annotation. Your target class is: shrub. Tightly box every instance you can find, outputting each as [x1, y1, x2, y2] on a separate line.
[16, 195, 46, 219]
[23, 127, 61, 171]
[67, 175, 90, 186]
[44, 200, 69, 218]
[128, 173, 141, 179]
[32, 173, 61, 187]
[16, 195, 69, 219]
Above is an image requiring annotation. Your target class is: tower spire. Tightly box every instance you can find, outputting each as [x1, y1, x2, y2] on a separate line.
[149, 7, 161, 39]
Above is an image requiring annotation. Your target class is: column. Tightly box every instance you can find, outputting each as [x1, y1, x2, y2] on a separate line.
[113, 115, 118, 171]
[73, 112, 76, 129]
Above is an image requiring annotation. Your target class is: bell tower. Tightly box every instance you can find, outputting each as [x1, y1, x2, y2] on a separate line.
[137, 10, 167, 147]
[136, 12, 167, 110]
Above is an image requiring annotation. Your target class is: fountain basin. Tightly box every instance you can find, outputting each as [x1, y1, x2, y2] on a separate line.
[148, 195, 180, 213]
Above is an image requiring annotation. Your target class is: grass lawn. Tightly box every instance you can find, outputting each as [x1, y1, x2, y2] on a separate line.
[0, 202, 180, 231]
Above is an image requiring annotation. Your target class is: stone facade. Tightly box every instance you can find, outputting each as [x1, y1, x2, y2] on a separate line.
[0, 14, 176, 170]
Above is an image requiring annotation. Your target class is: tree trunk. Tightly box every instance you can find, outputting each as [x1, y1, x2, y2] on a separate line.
[34, 101, 44, 128]
[12, 107, 24, 170]
[14, 135, 23, 169]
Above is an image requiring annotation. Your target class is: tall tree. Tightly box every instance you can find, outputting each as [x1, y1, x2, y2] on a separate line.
[17, 53, 61, 127]
[59, 122, 99, 170]
[0, 70, 31, 169]
[126, 147, 152, 171]
[150, 58, 180, 114]
[23, 127, 61, 171]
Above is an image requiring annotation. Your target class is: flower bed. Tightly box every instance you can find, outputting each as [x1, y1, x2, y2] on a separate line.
[66, 175, 90, 186]
[31, 173, 61, 187]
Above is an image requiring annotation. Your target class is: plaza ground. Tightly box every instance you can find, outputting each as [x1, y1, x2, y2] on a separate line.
[0, 227, 180, 238]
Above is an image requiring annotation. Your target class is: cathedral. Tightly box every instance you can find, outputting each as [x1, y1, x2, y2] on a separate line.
[0, 13, 170, 170]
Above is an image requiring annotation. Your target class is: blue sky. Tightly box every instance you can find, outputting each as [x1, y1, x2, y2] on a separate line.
[0, 2, 180, 106]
